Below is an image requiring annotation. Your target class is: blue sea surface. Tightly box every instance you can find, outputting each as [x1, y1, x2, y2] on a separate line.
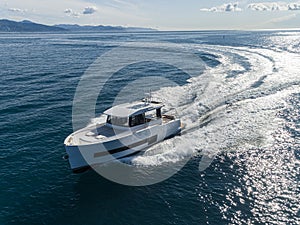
[0, 31, 299, 224]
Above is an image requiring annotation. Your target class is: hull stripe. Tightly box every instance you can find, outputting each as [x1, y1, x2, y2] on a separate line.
[94, 135, 157, 158]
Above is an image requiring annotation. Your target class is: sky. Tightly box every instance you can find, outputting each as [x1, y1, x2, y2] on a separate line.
[0, 0, 300, 30]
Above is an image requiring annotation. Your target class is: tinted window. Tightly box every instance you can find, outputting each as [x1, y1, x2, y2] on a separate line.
[130, 114, 145, 127]
[107, 116, 128, 127]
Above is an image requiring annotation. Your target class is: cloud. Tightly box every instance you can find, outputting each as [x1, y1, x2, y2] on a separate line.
[64, 8, 73, 14]
[64, 6, 98, 18]
[200, 2, 242, 12]
[247, 2, 286, 11]
[201, 1, 300, 12]
[288, 3, 300, 10]
[247, 2, 300, 11]
[8, 8, 25, 13]
[82, 6, 97, 14]
[64, 8, 80, 18]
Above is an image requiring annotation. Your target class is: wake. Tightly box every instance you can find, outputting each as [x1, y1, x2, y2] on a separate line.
[121, 44, 300, 167]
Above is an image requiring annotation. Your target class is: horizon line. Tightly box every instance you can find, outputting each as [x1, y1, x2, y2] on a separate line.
[1, 18, 299, 32]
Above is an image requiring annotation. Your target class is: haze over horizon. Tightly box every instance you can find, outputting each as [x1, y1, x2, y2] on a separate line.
[1, 0, 300, 30]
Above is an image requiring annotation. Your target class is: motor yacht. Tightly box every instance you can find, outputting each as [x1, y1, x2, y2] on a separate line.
[64, 99, 181, 173]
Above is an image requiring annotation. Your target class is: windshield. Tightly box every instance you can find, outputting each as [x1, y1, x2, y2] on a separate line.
[106, 115, 128, 127]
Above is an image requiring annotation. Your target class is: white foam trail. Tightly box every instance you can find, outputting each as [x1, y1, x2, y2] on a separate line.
[124, 44, 300, 167]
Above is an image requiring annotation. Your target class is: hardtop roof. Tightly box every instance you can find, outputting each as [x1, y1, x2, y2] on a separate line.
[103, 101, 164, 117]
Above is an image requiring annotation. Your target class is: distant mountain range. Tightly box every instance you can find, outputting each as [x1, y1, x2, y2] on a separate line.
[0, 19, 65, 32]
[55, 24, 156, 32]
[0, 19, 156, 32]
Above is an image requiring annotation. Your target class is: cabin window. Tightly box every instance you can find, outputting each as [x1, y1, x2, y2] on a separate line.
[106, 115, 128, 127]
[129, 114, 145, 127]
[156, 108, 162, 118]
[145, 110, 157, 121]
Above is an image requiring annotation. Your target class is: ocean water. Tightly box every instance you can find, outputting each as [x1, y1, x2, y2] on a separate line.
[0, 30, 299, 224]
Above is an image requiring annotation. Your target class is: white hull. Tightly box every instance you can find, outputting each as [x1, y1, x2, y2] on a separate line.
[65, 119, 181, 173]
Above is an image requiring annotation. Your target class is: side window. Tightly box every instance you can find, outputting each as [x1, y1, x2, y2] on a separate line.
[107, 116, 128, 127]
[156, 108, 162, 118]
[107, 115, 111, 124]
[130, 114, 145, 127]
